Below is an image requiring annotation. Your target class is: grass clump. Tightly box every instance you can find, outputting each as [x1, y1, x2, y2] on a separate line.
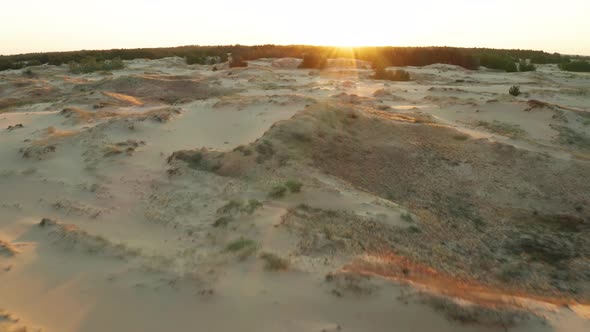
[218, 200, 243, 214]
[213, 216, 233, 228]
[477, 120, 526, 138]
[509, 85, 521, 96]
[242, 199, 263, 214]
[260, 252, 289, 270]
[225, 237, 257, 252]
[268, 185, 288, 199]
[284, 180, 303, 193]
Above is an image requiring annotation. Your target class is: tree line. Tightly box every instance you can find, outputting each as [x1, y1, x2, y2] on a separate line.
[1, 44, 589, 72]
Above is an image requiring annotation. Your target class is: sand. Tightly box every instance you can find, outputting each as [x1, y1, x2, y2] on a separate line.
[0, 58, 589, 332]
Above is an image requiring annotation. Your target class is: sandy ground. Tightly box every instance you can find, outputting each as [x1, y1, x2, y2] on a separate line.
[1, 57, 589, 332]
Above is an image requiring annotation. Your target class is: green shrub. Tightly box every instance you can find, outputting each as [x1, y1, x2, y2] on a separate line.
[480, 54, 517, 72]
[242, 199, 263, 214]
[509, 85, 521, 96]
[401, 212, 413, 222]
[284, 180, 303, 193]
[518, 61, 536, 72]
[268, 185, 287, 199]
[213, 216, 233, 227]
[225, 238, 257, 252]
[559, 60, 590, 72]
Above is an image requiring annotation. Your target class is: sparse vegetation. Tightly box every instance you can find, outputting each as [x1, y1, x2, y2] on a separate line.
[284, 180, 303, 193]
[477, 120, 526, 138]
[509, 85, 521, 96]
[553, 125, 590, 150]
[259, 252, 289, 270]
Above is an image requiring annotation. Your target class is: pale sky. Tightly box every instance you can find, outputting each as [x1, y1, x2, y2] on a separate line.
[1, 0, 589, 55]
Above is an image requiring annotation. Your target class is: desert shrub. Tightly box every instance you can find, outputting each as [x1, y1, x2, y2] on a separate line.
[218, 200, 243, 214]
[225, 238, 257, 252]
[213, 216, 233, 227]
[298, 53, 327, 69]
[518, 61, 536, 72]
[284, 180, 303, 193]
[242, 199, 263, 214]
[259, 252, 289, 270]
[509, 85, 521, 96]
[559, 60, 590, 72]
[268, 185, 287, 198]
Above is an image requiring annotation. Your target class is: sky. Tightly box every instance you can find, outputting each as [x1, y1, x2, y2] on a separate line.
[1, 0, 589, 56]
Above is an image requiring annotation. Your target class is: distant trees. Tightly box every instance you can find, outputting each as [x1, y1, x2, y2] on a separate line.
[298, 53, 327, 69]
[69, 57, 124, 74]
[479, 54, 517, 72]
[559, 60, 590, 72]
[229, 55, 248, 68]
[0, 45, 585, 74]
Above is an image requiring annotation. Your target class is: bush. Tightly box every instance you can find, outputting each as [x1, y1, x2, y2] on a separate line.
[480, 54, 517, 72]
[284, 180, 303, 193]
[268, 185, 287, 199]
[559, 60, 590, 72]
[509, 85, 521, 96]
[518, 61, 536, 72]
[225, 238, 257, 252]
[298, 53, 327, 69]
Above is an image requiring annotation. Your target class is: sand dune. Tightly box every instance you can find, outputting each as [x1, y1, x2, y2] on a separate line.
[1, 57, 589, 332]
